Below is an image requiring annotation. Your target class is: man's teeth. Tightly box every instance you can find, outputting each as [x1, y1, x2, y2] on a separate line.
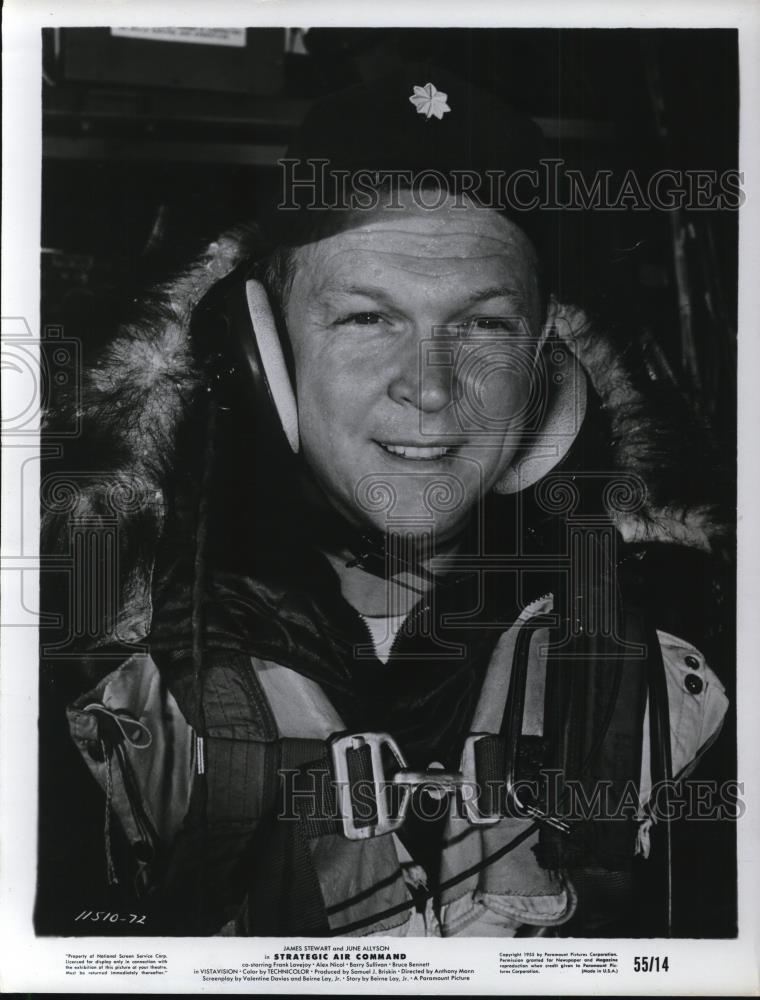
[380, 443, 450, 459]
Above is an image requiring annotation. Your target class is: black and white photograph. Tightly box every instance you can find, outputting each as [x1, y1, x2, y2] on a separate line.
[2, 3, 759, 994]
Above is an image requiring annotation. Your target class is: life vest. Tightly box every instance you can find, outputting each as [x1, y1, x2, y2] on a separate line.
[67, 583, 725, 937]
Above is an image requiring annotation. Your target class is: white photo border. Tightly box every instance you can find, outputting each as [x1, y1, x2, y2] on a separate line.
[2, 1, 758, 994]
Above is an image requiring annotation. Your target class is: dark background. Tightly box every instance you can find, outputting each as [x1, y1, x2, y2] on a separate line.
[38, 27, 738, 938]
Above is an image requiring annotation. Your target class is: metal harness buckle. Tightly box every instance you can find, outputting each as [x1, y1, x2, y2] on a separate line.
[331, 732, 471, 841]
[330, 732, 409, 840]
[330, 729, 568, 840]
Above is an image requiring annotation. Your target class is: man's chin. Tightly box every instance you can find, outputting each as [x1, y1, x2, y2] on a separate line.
[364, 512, 471, 553]
[307, 477, 475, 557]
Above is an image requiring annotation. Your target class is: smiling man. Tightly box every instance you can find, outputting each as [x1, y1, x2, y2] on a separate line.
[284, 197, 541, 547]
[41, 65, 731, 939]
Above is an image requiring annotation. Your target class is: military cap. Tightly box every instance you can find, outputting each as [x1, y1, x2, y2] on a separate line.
[267, 62, 553, 263]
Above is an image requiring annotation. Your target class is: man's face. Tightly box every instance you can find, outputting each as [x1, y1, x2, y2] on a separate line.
[283, 193, 543, 545]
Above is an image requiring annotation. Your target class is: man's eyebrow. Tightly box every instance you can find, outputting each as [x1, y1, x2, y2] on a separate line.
[316, 283, 528, 308]
[317, 283, 397, 303]
[463, 285, 528, 308]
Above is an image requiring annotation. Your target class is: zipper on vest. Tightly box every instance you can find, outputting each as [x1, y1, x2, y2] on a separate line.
[521, 593, 554, 618]
[386, 601, 428, 662]
[377, 589, 553, 665]
[346, 601, 408, 665]
[347, 598, 429, 665]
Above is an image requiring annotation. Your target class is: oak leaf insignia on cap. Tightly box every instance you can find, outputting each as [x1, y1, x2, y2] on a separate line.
[409, 82, 451, 120]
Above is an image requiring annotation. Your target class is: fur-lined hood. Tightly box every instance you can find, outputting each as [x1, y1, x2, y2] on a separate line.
[42, 228, 731, 647]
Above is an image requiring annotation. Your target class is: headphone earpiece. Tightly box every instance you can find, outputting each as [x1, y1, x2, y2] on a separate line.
[198, 270, 300, 465]
[243, 279, 299, 454]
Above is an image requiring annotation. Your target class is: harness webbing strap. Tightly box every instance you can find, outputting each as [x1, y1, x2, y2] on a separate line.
[538, 602, 650, 873]
[473, 734, 507, 816]
[202, 738, 276, 821]
[279, 738, 327, 771]
[288, 757, 341, 838]
[284, 744, 399, 839]
[470, 597, 552, 732]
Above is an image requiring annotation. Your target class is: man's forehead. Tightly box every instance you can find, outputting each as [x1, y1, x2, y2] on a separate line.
[293, 205, 538, 292]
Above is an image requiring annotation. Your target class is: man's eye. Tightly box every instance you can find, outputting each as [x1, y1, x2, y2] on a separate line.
[469, 317, 524, 334]
[337, 312, 384, 326]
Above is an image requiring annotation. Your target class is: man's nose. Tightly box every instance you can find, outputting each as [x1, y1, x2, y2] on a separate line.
[387, 332, 454, 413]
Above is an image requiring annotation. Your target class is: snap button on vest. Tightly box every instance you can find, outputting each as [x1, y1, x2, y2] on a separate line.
[685, 674, 703, 694]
